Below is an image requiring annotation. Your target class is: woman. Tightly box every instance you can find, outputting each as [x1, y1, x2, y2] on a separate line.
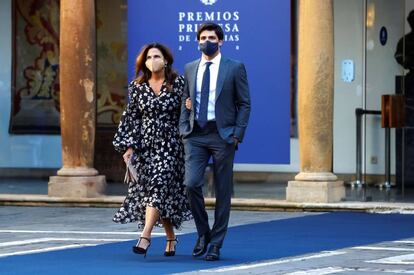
[113, 43, 192, 257]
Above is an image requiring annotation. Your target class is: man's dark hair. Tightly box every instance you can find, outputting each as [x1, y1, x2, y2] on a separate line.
[197, 22, 224, 41]
[408, 10, 414, 29]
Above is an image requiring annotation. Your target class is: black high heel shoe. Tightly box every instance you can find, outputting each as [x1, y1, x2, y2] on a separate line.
[132, 237, 151, 258]
[164, 238, 178, 257]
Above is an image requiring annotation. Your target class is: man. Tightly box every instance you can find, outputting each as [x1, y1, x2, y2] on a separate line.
[395, 10, 414, 72]
[395, 10, 414, 127]
[179, 22, 250, 261]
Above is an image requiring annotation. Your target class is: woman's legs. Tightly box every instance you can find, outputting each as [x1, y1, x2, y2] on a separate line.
[138, 206, 159, 249]
[161, 219, 176, 252]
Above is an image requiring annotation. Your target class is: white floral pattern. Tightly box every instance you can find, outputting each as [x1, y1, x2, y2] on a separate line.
[112, 76, 192, 229]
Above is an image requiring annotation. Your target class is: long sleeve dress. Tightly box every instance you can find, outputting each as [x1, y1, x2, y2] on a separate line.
[112, 76, 192, 229]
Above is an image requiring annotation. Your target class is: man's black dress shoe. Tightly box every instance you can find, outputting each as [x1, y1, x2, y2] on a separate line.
[205, 245, 220, 261]
[192, 233, 210, 257]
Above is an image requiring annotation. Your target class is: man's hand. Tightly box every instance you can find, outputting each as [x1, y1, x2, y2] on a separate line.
[233, 136, 240, 146]
[185, 97, 192, 110]
[123, 148, 134, 164]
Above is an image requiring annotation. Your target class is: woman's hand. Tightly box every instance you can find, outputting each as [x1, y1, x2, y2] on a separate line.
[123, 148, 134, 164]
[185, 97, 192, 110]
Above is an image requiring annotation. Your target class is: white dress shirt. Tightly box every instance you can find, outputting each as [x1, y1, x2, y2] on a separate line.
[195, 53, 221, 121]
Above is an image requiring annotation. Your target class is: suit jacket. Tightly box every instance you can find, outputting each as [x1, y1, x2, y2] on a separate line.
[179, 56, 251, 143]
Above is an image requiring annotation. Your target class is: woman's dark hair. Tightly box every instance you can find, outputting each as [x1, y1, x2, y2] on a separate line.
[135, 43, 178, 89]
[197, 22, 224, 41]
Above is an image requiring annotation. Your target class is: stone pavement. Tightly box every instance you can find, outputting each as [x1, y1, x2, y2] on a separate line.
[1, 207, 414, 274]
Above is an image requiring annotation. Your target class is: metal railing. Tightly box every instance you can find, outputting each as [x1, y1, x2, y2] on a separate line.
[352, 108, 391, 188]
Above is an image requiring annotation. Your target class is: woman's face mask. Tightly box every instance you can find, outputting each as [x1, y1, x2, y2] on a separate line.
[145, 58, 165, 73]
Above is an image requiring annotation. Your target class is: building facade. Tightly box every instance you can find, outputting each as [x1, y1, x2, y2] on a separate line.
[0, 0, 413, 201]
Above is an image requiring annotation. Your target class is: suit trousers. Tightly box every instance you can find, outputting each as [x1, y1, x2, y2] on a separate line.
[183, 121, 236, 248]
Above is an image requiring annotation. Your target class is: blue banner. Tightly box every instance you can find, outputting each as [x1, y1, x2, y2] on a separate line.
[128, 0, 291, 164]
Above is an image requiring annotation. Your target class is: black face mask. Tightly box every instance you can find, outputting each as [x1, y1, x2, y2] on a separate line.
[199, 41, 219, 56]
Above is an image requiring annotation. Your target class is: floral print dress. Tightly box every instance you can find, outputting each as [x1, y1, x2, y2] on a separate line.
[113, 76, 192, 229]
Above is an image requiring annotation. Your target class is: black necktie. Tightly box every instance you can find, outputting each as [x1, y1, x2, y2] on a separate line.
[198, 62, 212, 128]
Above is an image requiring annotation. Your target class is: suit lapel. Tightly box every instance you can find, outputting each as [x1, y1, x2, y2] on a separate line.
[215, 57, 228, 100]
[188, 59, 200, 102]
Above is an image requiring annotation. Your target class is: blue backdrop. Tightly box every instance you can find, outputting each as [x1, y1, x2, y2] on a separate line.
[128, 0, 291, 164]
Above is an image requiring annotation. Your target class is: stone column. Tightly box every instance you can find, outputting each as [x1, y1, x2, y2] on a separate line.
[286, 0, 345, 203]
[48, 0, 106, 197]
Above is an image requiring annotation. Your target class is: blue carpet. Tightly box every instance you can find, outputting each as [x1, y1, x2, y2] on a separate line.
[1, 212, 414, 275]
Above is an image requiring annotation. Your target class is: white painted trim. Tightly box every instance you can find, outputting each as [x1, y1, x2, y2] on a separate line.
[284, 267, 347, 275]
[0, 237, 132, 248]
[285, 267, 414, 274]
[199, 251, 346, 273]
[0, 230, 167, 236]
[394, 240, 414, 244]
[0, 244, 97, 258]
[352, 246, 414, 252]
[367, 253, 414, 265]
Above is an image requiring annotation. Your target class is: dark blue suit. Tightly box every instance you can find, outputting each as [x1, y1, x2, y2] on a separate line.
[179, 56, 250, 247]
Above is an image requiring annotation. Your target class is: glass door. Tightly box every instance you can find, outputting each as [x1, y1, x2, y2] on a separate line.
[364, 0, 406, 199]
